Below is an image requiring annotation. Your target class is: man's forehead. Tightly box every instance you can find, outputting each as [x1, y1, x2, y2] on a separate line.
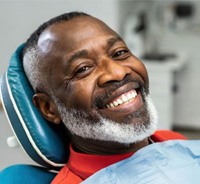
[37, 16, 116, 55]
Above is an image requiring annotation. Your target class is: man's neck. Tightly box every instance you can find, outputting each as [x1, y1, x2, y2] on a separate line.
[71, 136, 150, 155]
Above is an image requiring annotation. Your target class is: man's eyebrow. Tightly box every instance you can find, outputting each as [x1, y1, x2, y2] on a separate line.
[67, 50, 88, 64]
[107, 36, 124, 47]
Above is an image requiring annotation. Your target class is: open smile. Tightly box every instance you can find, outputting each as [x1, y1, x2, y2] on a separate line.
[105, 89, 138, 108]
[97, 82, 145, 119]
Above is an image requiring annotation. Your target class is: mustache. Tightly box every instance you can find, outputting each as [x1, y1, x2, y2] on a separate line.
[94, 75, 145, 108]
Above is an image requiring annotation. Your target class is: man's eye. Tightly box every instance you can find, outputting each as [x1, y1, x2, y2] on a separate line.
[112, 50, 128, 58]
[76, 66, 88, 73]
[75, 66, 90, 75]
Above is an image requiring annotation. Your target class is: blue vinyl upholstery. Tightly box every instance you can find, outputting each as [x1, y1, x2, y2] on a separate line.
[0, 165, 56, 184]
[0, 45, 70, 182]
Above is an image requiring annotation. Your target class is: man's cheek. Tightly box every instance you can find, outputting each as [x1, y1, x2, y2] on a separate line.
[68, 92, 91, 109]
[67, 79, 96, 108]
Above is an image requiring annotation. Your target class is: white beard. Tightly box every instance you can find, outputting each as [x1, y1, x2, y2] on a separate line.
[53, 94, 158, 144]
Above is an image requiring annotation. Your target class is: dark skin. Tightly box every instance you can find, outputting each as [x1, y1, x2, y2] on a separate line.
[32, 16, 150, 155]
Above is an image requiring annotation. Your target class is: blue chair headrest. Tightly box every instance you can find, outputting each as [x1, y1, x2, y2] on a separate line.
[0, 44, 70, 170]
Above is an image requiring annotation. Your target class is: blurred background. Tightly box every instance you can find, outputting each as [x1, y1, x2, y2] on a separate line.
[0, 0, 200, 170]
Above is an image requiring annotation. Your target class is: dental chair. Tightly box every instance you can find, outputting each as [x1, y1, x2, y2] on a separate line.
[0, 44, 70, 183]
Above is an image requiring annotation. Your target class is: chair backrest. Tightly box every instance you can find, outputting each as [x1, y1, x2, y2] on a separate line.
[0, 44, 70, 170]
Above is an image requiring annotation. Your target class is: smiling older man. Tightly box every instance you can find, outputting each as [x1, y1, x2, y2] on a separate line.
[22, 12, 187, 184]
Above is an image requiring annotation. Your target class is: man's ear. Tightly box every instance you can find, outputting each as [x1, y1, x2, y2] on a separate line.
[32, 93, 61, 124]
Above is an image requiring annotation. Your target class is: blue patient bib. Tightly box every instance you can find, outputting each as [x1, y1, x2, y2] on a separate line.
[82, 140, 200, 184]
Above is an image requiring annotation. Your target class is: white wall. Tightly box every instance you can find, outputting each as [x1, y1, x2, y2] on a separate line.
[0, 0, 120, 75]
[119, 0, 200, 129]
[0, 0, 120, 171]
[154, 1, 200, 129]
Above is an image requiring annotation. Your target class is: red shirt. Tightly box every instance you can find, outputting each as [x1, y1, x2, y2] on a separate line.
[51, 130, 187, 184]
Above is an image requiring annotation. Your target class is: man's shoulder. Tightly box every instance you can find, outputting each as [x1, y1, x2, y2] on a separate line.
[152, 130, 188, 142]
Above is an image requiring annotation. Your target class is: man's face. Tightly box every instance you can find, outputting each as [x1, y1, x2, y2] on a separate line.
[37, 16, 157, 143]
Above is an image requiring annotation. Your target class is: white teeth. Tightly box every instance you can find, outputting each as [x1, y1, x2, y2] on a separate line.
[122, 94, 128, 102]
[110, 103, 115, 108]
[106, 90, 138, 108]
[117, 99, 123, 105]
[106, 104, 110, 108]
[132, 90, 137, 97]
[127, 93, 132, 100]
[113, 101, 118, 107]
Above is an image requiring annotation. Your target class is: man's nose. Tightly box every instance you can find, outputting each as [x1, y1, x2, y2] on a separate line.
[97, 58, 132, 87]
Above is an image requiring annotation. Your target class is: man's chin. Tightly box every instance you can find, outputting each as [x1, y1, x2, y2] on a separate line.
[103, 104, 150, 126]
[94, 95, 157, 144]
[95, 116, 157, 145]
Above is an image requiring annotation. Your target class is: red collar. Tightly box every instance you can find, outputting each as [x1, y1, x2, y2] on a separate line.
[68, 145, 133, 180]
